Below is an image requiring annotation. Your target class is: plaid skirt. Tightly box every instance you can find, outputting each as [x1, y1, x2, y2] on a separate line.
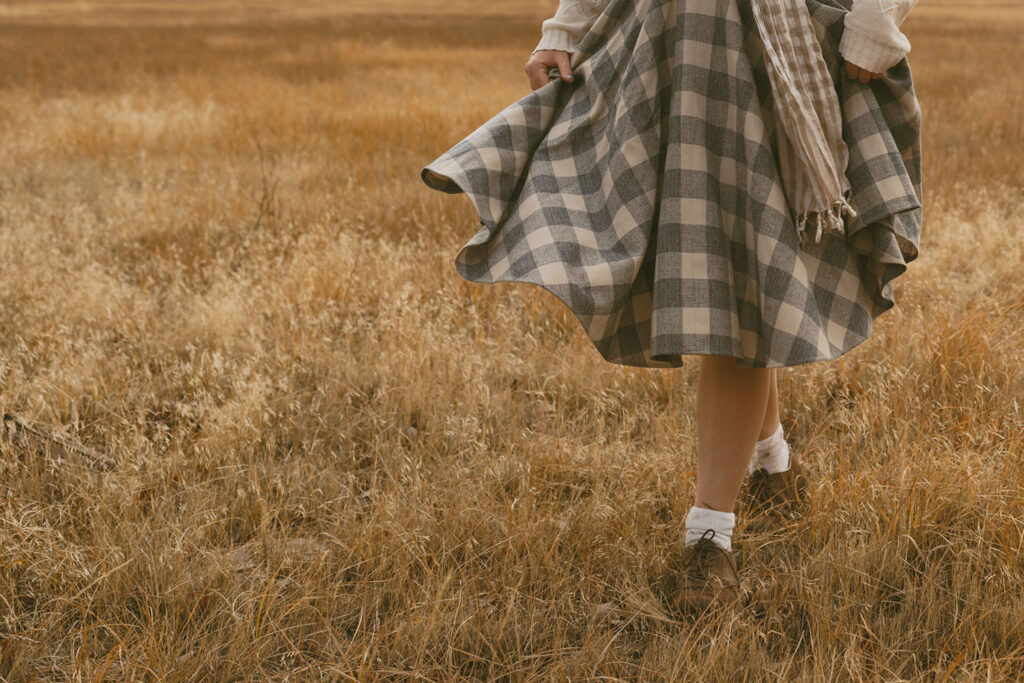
[420, 0, 923, 368]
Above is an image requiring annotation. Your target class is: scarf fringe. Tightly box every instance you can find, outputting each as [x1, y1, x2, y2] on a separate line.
[796, 190, 858, 247]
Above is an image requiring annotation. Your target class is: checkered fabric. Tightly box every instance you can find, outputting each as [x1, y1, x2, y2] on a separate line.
[420, 0, 923, 369]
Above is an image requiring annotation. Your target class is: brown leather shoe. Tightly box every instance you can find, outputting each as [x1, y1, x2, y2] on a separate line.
[744, 452, 808, 524]
[663, 530, 740, 614]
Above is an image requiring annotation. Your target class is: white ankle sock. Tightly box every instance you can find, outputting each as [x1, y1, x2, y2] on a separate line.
[748, 422, 790, 475]
[684, 505, 734, 552]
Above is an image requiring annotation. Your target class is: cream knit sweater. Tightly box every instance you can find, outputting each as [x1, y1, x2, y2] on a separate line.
[533, 0, 918, 74]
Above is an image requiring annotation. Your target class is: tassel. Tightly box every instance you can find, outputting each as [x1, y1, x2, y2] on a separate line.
[795, 191, 858, 249]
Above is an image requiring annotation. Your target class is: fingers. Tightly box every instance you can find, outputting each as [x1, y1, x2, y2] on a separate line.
[525, 60, 547, 91]
[555, 51, 574, 83]
[525, 50, 575, 91]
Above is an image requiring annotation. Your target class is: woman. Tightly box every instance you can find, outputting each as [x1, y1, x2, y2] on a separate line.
[421, 0, 922, 614]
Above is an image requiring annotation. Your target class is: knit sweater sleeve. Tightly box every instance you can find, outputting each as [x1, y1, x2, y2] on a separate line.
[532, 0, 608, 55]
[839, 0, 919, 73]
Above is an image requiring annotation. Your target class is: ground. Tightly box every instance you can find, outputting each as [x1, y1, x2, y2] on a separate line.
[0, 0, 1022, 678]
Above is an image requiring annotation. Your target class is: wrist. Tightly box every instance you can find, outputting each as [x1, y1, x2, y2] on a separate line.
[533, 29, 578, 55]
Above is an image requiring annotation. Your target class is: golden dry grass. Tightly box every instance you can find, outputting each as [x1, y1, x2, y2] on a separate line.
[0, 0, 1022, 679]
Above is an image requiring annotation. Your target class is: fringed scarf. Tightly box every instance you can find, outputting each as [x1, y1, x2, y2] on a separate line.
[750, 0, 858, 246]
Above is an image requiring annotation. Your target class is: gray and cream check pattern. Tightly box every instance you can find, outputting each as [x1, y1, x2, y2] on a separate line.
[421, 0, 922, 368]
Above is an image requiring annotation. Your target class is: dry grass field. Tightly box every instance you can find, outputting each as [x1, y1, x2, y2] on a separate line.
[0, 0, 1022, 679]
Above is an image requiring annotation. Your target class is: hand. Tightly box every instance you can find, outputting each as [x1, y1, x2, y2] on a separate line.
[525, 49, 574, 91]
[843, 59, 884, 83]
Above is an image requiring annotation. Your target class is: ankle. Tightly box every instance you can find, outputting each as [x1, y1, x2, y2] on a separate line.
[757, 420, 782, 442]
[749, 423, 790, 474]
[684, 505, 734, 551]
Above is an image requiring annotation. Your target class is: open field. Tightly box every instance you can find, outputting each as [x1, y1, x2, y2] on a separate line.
[1, 0, 1023, 678]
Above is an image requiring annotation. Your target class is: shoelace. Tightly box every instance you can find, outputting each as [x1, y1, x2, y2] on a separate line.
[680, 528, 720, 577]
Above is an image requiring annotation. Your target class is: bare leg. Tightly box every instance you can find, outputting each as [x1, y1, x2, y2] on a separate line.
[694, 355, 772, 512]
[757, 367, 781, 441]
